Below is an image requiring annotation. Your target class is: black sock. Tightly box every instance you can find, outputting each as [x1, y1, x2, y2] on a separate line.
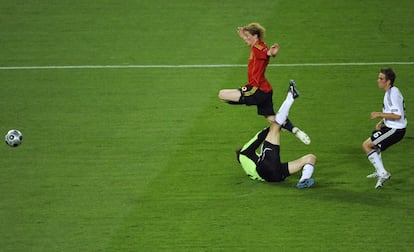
[282, 118, 294, 132]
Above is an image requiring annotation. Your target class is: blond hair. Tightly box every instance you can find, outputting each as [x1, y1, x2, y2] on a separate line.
[244, 23, 266, 40]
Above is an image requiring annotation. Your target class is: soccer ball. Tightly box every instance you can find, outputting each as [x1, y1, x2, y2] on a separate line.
[5, 129, 23, 147]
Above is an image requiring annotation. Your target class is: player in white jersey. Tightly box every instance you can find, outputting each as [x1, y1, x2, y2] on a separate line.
[362, 68, 407, 189]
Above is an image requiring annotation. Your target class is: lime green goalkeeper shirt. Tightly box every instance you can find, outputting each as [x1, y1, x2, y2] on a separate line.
[239, 154, 265, 181]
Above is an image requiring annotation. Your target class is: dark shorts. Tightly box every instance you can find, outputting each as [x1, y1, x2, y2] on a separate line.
[371, 127, 406, 151]
[234, 86, 275, 116]
[256, 141, 290, 182]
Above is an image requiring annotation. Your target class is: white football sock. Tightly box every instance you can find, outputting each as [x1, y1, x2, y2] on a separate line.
[368, 151, 387, 175]
[299, 163, 314, 182]
[377, 149, 382, 162]
[275, 92, 294, 125]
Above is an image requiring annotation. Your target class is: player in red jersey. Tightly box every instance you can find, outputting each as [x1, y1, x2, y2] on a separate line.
[218, 23, 310, 144]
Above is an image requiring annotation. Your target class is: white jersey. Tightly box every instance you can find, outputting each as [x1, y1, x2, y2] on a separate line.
[383, 86, 407, 129]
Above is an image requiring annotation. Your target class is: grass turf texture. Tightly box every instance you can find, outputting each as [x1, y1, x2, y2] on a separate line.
[1, 0, 414, 251]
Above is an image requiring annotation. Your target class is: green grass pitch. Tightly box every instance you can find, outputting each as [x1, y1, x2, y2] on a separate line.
[1, 0, 414, 251]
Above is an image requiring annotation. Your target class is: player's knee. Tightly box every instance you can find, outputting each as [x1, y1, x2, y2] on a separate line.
[306, 154, 317, 164]
[218, 90, 225, 100]
[362, 141, 367, 151]
[362, 139, 373, 153]
[218, 89, 231, 100]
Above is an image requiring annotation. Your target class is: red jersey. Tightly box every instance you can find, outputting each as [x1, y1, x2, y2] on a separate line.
[246, 40, 272, 93]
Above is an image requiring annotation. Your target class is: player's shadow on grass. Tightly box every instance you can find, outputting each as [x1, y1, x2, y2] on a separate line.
[312, 187, 413, 210]
[306, 173, 414, 210]
[296, 143, 414, 209]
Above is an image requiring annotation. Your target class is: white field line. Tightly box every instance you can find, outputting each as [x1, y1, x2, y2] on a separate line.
[1, 62, 414, 70]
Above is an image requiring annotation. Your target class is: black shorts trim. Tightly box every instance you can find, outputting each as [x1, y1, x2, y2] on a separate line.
[240, 86, 258, 97]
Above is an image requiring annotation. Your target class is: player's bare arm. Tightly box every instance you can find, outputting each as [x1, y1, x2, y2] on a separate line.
[268, 43, 280, 57]
[375, 119, 384, 131]
[370, 112, 401, 120]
